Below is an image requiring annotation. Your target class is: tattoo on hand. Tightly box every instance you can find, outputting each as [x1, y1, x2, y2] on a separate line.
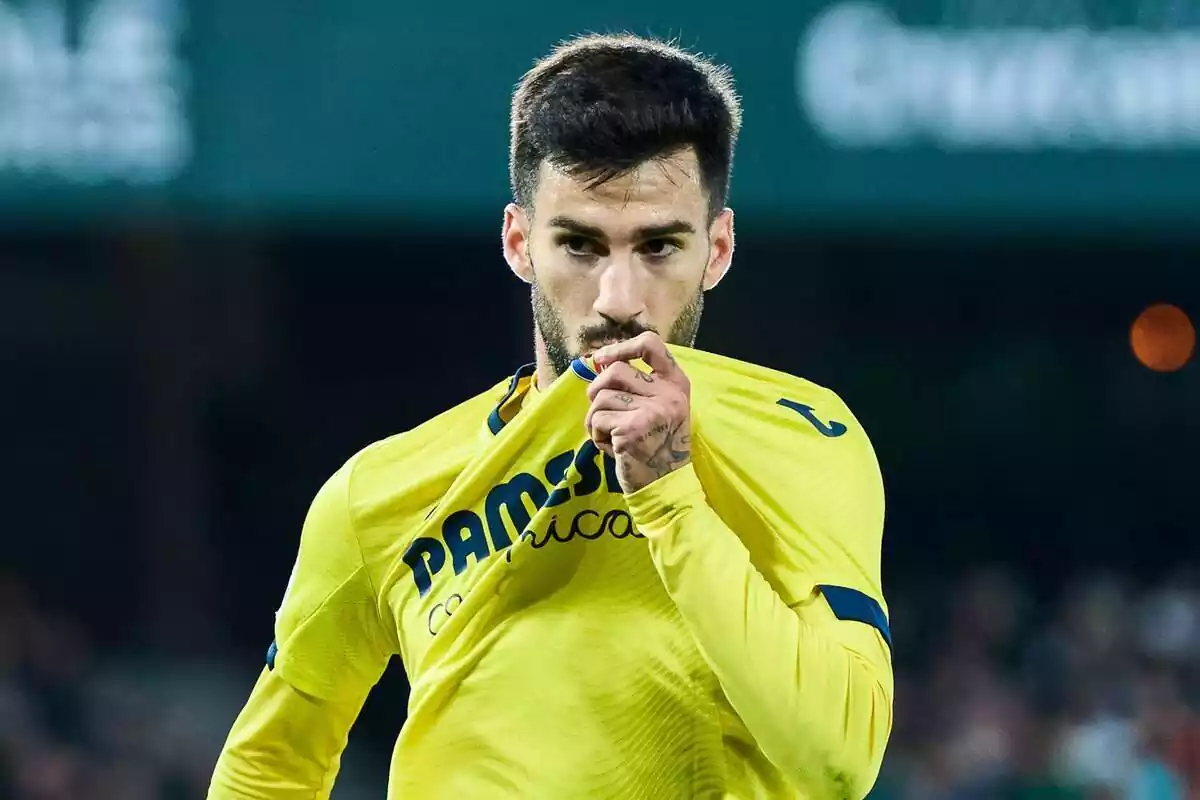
[638, 423, 669, 442]
[617, 393, 634, 406]
[636, 422, 692, 478]
[632, 371, 654, 384]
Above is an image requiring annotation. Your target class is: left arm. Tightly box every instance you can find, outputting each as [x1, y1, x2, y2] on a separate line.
[588, 334, 893, 799]
[625, 464, 892, 799]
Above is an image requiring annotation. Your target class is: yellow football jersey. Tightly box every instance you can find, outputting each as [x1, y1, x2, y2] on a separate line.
[214, 346, 893, 799]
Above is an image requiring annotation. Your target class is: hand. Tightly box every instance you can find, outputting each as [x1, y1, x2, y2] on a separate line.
[584, 332, 692, 494]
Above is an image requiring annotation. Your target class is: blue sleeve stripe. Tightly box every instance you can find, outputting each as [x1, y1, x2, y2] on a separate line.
[817, 585, 892, 649]
[266, 640, 278, 670]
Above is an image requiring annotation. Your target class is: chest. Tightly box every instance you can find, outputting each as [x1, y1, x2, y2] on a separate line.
[386, 442, 675, 672]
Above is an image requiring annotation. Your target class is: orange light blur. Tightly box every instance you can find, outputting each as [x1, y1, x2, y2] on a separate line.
[1131, 304, 1195, 372]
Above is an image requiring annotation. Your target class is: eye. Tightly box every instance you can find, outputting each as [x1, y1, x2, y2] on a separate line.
[560, 235, 598, 258]
[640, 239, 681, 260]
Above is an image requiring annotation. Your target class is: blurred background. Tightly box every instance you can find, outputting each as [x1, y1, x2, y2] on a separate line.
[2, 0, 1199, 798]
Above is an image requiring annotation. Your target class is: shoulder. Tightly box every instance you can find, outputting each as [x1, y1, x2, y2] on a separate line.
[677, 346, 871, 448]
[680, 346, 883, 515]
[679, 347, 887, 590]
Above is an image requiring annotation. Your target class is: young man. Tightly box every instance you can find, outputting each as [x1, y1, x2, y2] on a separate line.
[209, 33, 893, 799]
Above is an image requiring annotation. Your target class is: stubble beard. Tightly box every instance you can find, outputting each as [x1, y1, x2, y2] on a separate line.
[531, 282, 705, 380]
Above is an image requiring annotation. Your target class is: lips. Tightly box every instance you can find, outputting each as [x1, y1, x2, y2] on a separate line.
[583, 339, 625, 355]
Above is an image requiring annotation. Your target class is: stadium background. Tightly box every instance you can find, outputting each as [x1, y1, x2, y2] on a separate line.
[3, 0, 1199, 797]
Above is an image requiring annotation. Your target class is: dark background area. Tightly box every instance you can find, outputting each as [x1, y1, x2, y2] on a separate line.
[3, 222, 1197, 797]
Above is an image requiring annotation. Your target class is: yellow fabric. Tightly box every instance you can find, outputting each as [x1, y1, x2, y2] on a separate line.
[208, 346, 892, 799]
[208, 668, 360, 799]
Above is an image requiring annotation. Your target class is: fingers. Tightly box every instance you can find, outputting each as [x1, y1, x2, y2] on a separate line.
[593, 332, 677, 376]
[589, 388, 641, 413]
[586, 361, 656, 401]
[585, 389, 638, 441]
[585, 409, 622, 456]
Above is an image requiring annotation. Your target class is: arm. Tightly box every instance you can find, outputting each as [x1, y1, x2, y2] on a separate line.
[208, 462, 395, 799]
[626, 463, 892, 799]
[208, 668, 365, 799]
[586, 335, 892, 799]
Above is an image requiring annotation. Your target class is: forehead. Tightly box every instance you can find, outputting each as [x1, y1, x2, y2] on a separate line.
[532, 149, 708, 234]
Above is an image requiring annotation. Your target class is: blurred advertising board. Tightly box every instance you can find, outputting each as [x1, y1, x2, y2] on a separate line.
[1, 0, 1198, 230]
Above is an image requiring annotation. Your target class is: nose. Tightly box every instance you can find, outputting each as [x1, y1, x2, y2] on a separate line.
[593, 260, 645, 327]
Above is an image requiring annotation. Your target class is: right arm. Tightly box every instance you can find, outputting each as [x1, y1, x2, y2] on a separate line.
[208, 462, 395, 799]
[207, 667, 366, 798]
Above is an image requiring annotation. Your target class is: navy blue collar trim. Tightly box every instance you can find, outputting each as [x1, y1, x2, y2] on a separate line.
[570, 358, 597, 382]
[487, 363, 537, 435]
[486, 360, 596, 435]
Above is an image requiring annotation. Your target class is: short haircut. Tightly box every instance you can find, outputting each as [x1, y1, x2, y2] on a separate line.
[509, 33, 742, 220]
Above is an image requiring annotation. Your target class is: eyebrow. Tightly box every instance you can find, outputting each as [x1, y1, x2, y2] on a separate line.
[547, 216, 696, 241]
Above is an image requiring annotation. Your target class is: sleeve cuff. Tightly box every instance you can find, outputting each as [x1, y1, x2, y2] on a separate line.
[624, 461, 708, 533]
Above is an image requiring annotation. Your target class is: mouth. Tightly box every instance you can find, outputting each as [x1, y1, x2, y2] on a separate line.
[580, 339, 626, 358]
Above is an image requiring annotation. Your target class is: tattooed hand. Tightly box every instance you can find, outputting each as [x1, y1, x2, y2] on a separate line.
[585, 332, 692, 494]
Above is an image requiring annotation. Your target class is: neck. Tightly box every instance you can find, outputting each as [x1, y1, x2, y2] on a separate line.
[535, 363, 556, 393]
[533, 328, 557, 392]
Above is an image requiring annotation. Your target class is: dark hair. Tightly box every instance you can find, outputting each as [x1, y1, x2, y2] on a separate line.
[510, 33, 742, 219]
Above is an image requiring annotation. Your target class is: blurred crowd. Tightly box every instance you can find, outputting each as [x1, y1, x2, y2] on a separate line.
[0, 573, 220, 799]
[874, 569, 1200, 800]
[3, 567, 1199, 800]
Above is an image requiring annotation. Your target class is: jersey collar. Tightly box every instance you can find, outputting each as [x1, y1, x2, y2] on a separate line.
[485, 358, 599, 436]
[486, 363, 536, 435]
[570, 357, 598, 382]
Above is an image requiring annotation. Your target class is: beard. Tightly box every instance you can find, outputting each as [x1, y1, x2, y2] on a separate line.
[532, 282, 705, 379]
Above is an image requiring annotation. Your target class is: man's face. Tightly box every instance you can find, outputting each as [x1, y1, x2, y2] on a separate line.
[504, 148, 734, 378]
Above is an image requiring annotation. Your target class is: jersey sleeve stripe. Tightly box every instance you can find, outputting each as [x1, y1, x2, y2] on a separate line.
[817, 585, 892, 649]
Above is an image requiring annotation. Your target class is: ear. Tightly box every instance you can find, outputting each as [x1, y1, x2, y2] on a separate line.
[702, 208, 734, 291]
[503, 203, 534, 284]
